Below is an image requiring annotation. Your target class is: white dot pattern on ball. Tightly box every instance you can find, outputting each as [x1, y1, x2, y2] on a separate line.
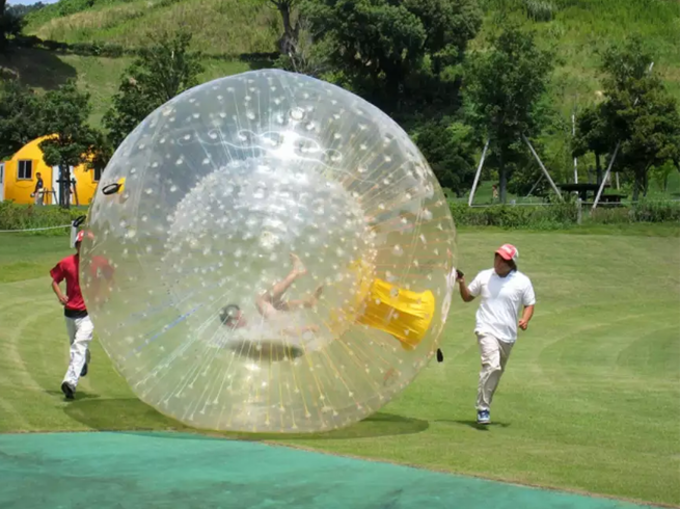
[80, 69, 458, 434]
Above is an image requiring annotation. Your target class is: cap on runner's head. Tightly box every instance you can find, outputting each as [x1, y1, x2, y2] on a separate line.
[495, 243, 519, 264]
[75, 230, 94, 244]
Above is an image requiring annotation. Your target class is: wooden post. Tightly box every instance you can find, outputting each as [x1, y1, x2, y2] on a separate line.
[522, 133, 563, 201]
[468, 139, 489, 207]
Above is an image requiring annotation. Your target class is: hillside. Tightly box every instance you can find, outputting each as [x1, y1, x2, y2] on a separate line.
[3, 0, 680, 134]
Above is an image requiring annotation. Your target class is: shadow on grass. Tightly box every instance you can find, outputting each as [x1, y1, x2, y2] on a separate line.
[45, 389, 101, 401]
[63, 398, 429, 440]
[0, 47, 77, 90]
[436, 419, 511, 431]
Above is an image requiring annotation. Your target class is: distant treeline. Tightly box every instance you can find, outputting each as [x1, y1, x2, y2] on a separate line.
[6, 2, 47, 19]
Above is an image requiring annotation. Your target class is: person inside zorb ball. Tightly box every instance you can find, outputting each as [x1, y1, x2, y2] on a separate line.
[80, 69, 458, 434]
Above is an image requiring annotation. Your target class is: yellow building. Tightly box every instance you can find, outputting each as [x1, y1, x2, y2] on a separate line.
[0, 135, 100, 206]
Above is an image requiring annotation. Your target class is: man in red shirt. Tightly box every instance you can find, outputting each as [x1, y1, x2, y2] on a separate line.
[50, 230, 94, 400]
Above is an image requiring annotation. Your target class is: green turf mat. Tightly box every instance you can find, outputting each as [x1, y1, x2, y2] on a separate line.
[0, 432, 663, 509]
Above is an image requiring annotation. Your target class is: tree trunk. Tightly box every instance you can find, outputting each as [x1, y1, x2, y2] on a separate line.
[274, 1, 298, 55]
[59, 164, 71, 209]
[595, 152, 602, 185]
[632, 167, 647, 202]
[499, 151, 507, 204]
[632, 185, 639, 202]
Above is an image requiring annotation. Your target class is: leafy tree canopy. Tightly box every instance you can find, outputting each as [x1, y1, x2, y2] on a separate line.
[103, 29, 204, 149]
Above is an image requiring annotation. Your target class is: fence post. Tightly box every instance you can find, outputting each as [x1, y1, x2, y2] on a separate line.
[577, 198, 583, 225]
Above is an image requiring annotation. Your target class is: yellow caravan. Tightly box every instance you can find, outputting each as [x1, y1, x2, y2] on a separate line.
[0, 135, 100, 206]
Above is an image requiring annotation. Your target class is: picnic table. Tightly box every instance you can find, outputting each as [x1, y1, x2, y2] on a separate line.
[558, 183, 608, 201]
[558, 183, 626, 205]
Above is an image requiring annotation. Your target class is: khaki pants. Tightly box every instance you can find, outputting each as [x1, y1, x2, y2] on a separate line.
[63, 315, 94, 388]
[476, 333, 514, 411]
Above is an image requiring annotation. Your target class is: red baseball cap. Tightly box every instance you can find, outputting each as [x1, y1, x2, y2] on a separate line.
[496, 243, 519, 263]
[75, 230, 94, 243]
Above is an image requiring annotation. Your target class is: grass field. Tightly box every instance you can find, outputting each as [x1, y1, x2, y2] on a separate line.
[1, 226, 678, 507]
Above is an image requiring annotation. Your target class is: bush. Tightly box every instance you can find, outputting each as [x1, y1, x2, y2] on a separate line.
[524, 0, 557, 21]
[0, 201, 86, 235]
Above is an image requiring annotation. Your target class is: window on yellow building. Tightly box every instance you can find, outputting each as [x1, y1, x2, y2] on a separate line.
[93, 166, 102, 182]
[18, 160, 33, 180]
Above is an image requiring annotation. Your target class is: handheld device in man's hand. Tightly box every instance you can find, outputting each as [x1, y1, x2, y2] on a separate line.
[456, 269, 464, 279]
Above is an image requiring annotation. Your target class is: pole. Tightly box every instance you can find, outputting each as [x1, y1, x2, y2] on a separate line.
[592, 141, 620, 210]
[522, 133, 563, 201]
[468, 139, 489, 207]
[572, 112, 578, 183]
[526, 173, 544, 198]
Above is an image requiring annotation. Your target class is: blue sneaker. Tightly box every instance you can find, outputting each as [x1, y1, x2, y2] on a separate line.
[477, 410, 490, 424]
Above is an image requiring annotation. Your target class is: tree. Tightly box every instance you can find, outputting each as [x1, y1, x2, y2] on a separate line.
[604, 81, 680, 200]
[39, 81, 98, 209]
[572, 104, 611, 184]
[300, 0, 482, 117]
[0, 5, 23, 53]
[0, 0, 6, 50]
[275, 16, 330, 77]
[103, 30, 204, 149]
[465, 22, 555, 203]
[581, 37, 680, 200]
[0, 79, 45, 159]
[414, 119, 478, 196]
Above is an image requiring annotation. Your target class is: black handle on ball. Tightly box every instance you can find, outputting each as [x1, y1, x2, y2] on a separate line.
[102, 183, 121, 195]
[72, 215, 87, 228]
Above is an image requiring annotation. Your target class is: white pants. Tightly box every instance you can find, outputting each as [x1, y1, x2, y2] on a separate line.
[476, 333, 514, 411]
[63, 315, 94, 388]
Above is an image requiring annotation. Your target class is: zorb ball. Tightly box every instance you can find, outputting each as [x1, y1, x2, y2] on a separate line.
[80, 69, 458, 433]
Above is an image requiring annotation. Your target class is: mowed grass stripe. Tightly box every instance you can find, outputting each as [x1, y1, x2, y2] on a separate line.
[0, 230, 678, 506]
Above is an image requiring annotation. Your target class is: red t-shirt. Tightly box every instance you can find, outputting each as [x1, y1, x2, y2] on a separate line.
[50, 254, 87, 314]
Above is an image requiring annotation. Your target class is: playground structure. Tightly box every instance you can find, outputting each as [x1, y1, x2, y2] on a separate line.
[467, 63, 656, 210]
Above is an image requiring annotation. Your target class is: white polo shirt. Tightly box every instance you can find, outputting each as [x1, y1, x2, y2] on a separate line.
[468, 269, 536, 343]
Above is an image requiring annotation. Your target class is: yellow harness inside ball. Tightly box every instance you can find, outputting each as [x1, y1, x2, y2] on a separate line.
[329, 259, 436, 350]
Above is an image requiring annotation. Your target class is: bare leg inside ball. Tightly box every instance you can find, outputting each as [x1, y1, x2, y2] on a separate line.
[256, 253, 324, 318]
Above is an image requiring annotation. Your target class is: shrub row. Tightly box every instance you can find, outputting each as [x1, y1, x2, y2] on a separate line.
[0, 202, 86, 235]
[1, 200, 678, 236]
[449, 199, 680, 229]
[450, 202, 578, 229]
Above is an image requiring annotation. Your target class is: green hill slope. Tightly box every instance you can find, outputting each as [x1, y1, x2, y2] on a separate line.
[5, 0, 680, 131]
[24, 0, 280, 55]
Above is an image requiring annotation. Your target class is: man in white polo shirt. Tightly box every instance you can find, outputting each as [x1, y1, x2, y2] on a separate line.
[457, 243, 536, 425]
